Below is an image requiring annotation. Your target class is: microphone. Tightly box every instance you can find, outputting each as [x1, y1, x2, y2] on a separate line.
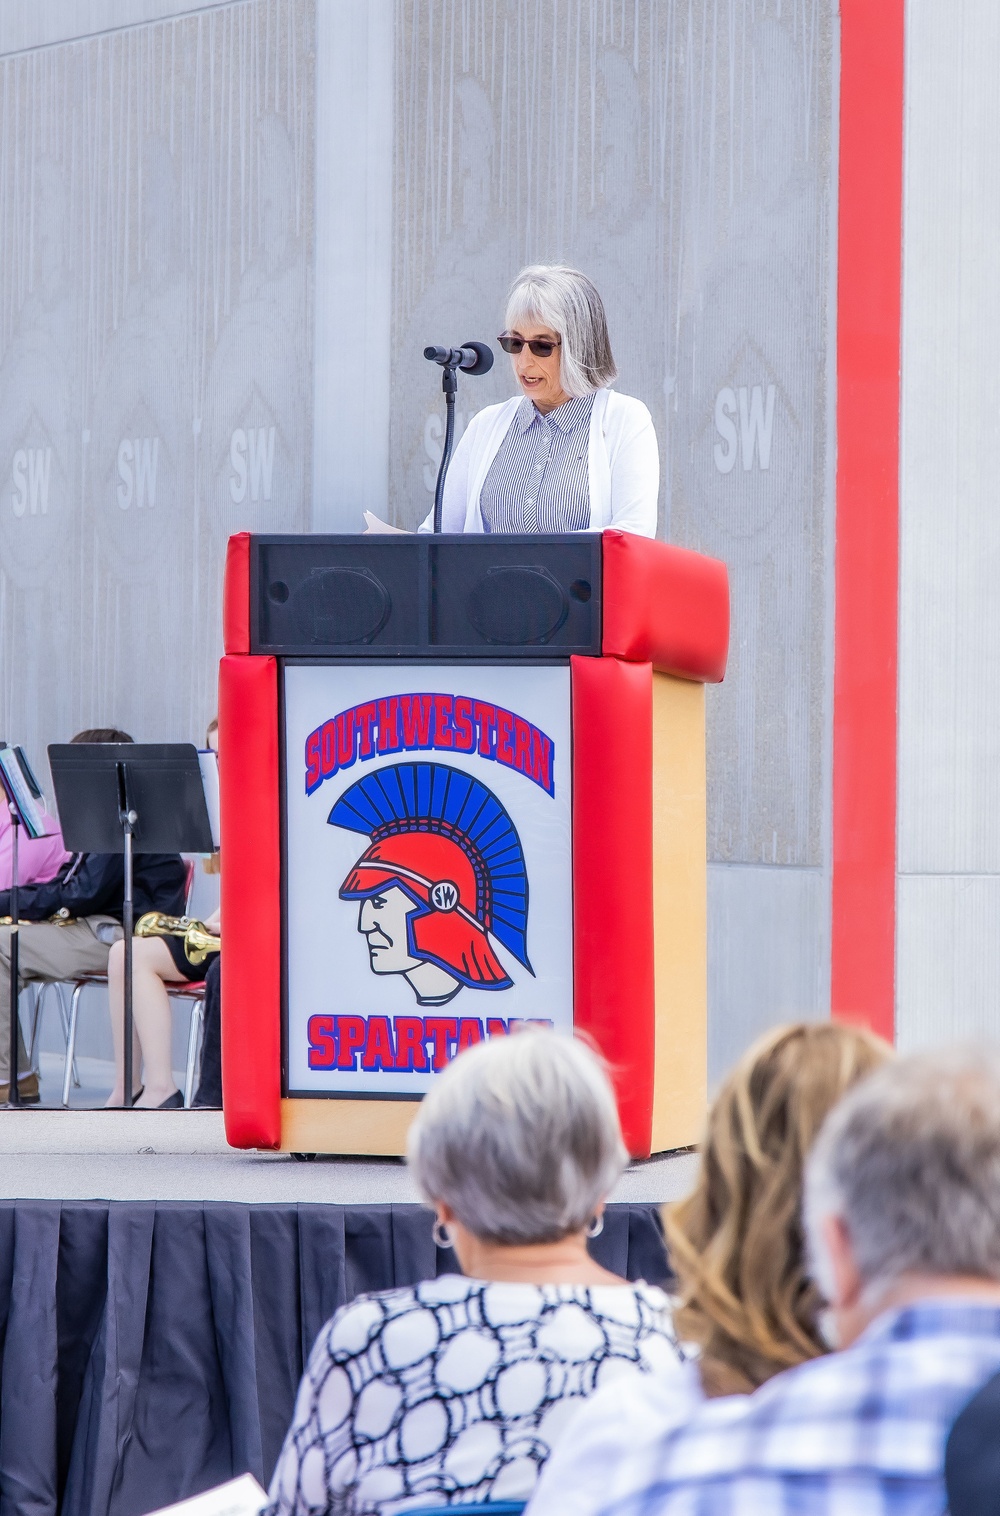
[423, 340, 494, 376]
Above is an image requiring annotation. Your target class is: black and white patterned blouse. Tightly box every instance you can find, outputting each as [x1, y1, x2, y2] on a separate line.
[265, 1274, 678, 1515]
[479, 394, 595, 533]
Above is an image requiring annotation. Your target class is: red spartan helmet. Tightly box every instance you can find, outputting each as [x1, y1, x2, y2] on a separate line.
[340, 830, 512, 989]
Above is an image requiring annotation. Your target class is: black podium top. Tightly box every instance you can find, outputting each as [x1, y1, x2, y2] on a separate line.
[250, 534, 603, 659]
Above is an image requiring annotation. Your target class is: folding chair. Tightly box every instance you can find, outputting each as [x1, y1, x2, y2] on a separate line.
[42, 859, 208, 1106]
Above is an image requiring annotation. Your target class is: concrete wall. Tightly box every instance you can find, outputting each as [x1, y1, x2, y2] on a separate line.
[0, 0, 840, 1084]
[0, 0, 316, 755]
[897, 0, 1000, 1049]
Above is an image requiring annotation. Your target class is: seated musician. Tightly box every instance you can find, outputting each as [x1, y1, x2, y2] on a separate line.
[105, 719, 221, 1109]
[420, 264, 658, 536]
[0, 787, 69, 891]
[0, 729, 187, 1105]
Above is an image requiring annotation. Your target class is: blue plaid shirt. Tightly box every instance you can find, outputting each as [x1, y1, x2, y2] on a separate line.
[582, 1301, 1000, 1516]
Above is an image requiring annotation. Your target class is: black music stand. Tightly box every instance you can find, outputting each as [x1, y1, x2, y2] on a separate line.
[0, 745, 55, 1108]
[48, 744, 213, 1109]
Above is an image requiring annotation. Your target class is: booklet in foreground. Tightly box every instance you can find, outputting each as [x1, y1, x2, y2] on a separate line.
[146, 1473, 267, 1516]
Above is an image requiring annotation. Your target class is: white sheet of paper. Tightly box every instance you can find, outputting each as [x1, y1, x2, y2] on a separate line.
[198, 749, 221, 850]
[362, 510, 410, 534]
[146, 1473, 267, 1516]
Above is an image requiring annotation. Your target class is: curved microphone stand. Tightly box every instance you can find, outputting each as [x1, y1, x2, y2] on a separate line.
[423, 341, 494, 532]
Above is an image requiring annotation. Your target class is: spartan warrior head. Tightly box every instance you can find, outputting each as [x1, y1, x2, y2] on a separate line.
[329, 761, 532, 1006]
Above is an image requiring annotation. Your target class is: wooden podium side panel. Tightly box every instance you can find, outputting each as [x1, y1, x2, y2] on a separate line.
[650, 674, 708, 1153]
[279, 1098, 418, 1156]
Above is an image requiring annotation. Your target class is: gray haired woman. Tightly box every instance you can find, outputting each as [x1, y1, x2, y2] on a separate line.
[421, 264, 659, 536]
[265, 1030, 679, 1516]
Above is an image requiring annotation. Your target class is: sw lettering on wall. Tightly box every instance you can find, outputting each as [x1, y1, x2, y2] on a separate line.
[116, 437, 160, 509]
[304, 692, 556, 797]
[422, 410, 469, 493]
[229, 426, 275, 504]
[306, 1013, 554, 1073]
[713, 384, 776, 474]
[10, 447, 52, 516]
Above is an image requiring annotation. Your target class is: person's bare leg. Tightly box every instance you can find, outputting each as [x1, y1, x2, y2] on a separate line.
[106, 938, 141, 1105]
[106, 937, 186, 1107]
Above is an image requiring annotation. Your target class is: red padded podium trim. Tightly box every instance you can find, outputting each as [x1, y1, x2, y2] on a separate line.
[601, 530, 729, 683]
[219, 654, 281, 1149]
[572, 655, 654, 1158]
[223, 533, 251, 655]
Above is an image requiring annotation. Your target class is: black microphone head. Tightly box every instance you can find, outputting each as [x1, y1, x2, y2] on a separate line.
[460, 340, 494, 376]
[424, 345, 454, 365]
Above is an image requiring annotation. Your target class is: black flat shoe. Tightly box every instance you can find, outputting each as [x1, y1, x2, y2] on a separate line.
[156, 1090, 184, 1110]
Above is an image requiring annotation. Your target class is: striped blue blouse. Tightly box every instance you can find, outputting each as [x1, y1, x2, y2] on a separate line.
[479, 393, 594, 533]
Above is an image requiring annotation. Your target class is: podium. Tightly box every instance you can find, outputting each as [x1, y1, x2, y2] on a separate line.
[219, 530, 728, 1159]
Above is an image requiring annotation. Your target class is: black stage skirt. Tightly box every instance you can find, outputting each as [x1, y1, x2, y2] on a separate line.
[162, 933, 220, 984]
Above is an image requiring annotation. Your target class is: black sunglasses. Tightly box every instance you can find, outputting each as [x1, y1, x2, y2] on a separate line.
[497, 333, 562, 358]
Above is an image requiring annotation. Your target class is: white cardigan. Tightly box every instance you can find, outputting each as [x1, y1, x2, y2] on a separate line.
[419, 388, 658, 536]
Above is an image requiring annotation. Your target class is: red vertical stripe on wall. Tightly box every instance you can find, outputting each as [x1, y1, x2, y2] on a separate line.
[831, 0, 905, 1039]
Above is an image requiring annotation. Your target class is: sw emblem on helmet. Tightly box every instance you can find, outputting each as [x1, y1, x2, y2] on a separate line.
[328, 761, 532, 1007]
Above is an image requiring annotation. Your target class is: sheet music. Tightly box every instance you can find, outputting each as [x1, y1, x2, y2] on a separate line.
[363, 510, 410, 534]
[0, 747, 52, 840]
[198, 749, 221, 851]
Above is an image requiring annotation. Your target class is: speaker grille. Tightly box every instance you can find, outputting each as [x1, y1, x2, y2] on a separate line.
[465, 565, 569, 645]
[294, 567, 390, 645]
[251, 535, 602, 658]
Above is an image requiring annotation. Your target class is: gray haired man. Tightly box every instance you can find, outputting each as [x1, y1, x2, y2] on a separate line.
[533, 1048, 1000, 1516]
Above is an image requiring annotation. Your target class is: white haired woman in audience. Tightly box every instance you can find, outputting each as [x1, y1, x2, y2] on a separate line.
[420, 264, 658, 536]
[265, 1029, 679, 1515]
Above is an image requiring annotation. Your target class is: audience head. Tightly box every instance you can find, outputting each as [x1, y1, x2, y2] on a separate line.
[665, 1021, 891, 1394]
[805, 1046, 1000, 1345]
[407, 1028, 627, 1249]
[70, 728, 133, 744]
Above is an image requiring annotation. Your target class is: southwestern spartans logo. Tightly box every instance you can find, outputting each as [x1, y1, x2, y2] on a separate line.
[328, 761, 532, 1007]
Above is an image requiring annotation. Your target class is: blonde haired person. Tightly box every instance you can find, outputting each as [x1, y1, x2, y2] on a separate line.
[420, 264, 658, 536]
[265, 1029, 680, 1516]
[525, 1021, 891, 1516]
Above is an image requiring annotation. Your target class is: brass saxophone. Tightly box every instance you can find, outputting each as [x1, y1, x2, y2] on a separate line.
[135, 913, 221, 966]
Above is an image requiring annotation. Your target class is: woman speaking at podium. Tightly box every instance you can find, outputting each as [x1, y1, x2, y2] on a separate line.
[421, 264, 658, 536]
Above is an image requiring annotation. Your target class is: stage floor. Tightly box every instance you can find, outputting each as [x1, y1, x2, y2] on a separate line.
[0, 1108, 698, 1204]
